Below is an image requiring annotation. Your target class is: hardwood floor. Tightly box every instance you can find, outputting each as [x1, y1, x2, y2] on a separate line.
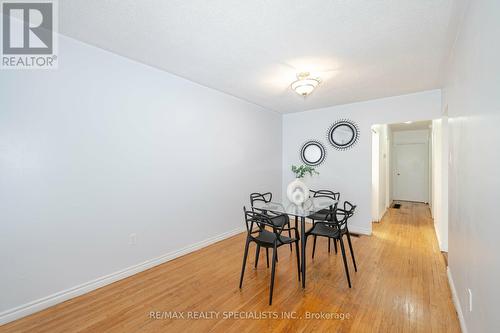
[0, 202, 460, 332]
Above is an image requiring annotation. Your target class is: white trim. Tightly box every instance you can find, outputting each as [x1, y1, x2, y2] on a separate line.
[0, 227, 245, 325]
[447, 267, 467, 333]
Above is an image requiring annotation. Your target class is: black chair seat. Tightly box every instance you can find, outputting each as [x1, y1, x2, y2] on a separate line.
[304, 200, 358, 289]
[250, 192, 293, 254]
[240, 207, 301, 305]
[308, 223, 340, 238]
[253, 230, 296, 246]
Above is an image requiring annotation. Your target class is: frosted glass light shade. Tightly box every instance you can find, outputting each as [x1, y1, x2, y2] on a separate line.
[291, 75, 320, 96]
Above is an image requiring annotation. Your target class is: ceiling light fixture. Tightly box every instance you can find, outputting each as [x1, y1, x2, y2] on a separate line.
[404, 121, 413, 124]
[291, 72, 321, 96]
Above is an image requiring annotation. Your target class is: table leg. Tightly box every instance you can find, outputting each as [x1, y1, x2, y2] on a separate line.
[300, 216, 306, 288]
[294, 215, 300, 275]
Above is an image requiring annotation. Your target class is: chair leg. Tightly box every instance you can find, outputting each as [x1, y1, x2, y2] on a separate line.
[269, 244, 278, 305]
[272, 227, 279, 262]
[334, 238, 338, 254]
[287, 222, 293, 252]
[294, 241, 301, 281]
[312, 235, 317, 259]
[266, 248, 270, 268]
[339, 237, 351, 288]
[328, 238, 331, 253]
[239, 239, 250, 289]
[346, 232, 357, 272]
[303, 233, 308, 262]
[255, 245, 261, 268]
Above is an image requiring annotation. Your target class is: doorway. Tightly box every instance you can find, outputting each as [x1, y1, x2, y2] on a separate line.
[371, 120, 432, 222]
[390, 121, 431, 204]
[393, 138, 429, 202]
[371, 119, 448, 252]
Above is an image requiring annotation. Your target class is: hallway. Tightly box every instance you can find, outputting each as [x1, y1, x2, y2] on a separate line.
[0, 202, 460, 333]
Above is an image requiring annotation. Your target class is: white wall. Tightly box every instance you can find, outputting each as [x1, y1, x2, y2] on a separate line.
[443, 1, 500, 332]
[371, 127, 380, 221]
[431, 118, 449, 251]
[392, 129, 430, 144]
[380, 125, 390, 216]
[386, 126, 393, 205]
[282, 90, 442, 235]
[371, 124, 389, 222]
[0, 35, 282, 322]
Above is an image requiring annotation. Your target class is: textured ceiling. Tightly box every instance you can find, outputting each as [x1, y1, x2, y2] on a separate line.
[59, 0, 460, 113]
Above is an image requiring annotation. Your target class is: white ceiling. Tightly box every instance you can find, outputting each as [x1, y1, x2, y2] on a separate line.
[59, 0, 460, 113]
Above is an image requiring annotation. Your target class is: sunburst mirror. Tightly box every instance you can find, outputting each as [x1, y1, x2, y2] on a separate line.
[300, 140, 326, 166]
[327, 119, 359, 150]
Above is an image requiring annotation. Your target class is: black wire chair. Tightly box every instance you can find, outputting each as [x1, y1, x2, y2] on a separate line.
[250, 192, 292, 268]
[239, 207, 301, 305]
[305, 201, 358, 288]
[308, 189, 341, 253]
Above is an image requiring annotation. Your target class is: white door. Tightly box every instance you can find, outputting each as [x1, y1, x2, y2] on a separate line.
[394, 143, 429, 202]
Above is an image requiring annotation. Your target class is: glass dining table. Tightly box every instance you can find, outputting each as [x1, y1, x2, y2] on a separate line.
[252, 197, 338, 288]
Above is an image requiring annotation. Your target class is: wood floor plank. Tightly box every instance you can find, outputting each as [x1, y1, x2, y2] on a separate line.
[0, 202, 460, 332]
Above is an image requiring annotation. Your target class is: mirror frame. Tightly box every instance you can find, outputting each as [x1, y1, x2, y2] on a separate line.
[300, 140, 326, 166]
[327, 119, 359, 150]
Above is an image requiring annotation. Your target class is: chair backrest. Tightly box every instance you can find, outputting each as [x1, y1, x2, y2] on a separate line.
[324, 201, 356, 230]
[243, 206, 286, 236]
[342, 201, 356, 218]
[250, 192, 273, 206]
[310, 189, 340, 201]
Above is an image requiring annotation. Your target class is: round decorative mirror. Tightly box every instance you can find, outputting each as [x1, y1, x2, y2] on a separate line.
[300, 140, 326, 166]
[327, 119, 359, 150]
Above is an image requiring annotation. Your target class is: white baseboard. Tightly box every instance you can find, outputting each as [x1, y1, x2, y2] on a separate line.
[0, 227, 245, 326]
[447, 267, 467, 333]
